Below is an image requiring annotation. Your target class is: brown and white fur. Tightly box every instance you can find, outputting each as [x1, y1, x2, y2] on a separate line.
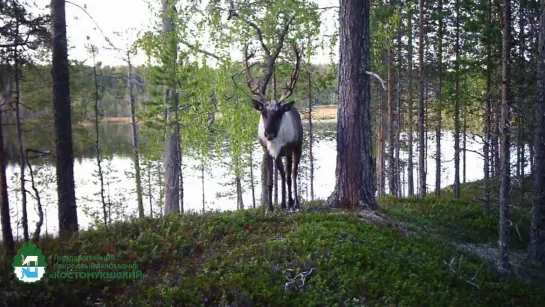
[253, 99, 303, 213]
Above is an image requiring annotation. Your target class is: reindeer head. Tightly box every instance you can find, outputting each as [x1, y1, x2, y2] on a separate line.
[245, 43, 301, 141]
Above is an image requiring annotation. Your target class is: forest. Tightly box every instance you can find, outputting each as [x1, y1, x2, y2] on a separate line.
[0, 0, 544, 305]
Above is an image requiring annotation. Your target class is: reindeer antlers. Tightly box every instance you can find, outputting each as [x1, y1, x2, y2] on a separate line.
[278, 43, 301, 103]
[243, 45, 264, 101]
[243, 42, 302, 103]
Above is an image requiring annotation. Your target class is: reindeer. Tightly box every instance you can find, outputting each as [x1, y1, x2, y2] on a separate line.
[244, 43, 303, 213]
[21, 254, 39, 266]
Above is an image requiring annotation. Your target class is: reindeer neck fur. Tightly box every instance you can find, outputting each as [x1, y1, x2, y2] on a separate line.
[258, 101, 302, 159]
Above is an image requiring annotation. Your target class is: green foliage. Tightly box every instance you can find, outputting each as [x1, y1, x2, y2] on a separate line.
[380, 177, 535, 250]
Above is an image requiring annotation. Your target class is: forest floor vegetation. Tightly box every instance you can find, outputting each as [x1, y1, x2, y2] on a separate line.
[1, 178, 543, 306]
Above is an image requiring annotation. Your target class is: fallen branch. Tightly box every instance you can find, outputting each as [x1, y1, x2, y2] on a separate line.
[442, 256, 484, 289]
[283, 268, 315, 294]
[25, 148, 50, 160]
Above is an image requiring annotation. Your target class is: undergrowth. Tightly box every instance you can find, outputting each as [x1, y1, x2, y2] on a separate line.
[0, 179, 543, 306]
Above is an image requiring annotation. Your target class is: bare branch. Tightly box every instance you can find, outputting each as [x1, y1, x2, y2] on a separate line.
[179, 39, 221, 61]
[366, 71, 386, 90]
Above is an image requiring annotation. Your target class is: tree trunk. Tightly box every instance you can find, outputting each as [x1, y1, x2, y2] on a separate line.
[463, 107, 467, 184]
[308, 70, 315, 201]
[127, 52, 144, 218]
[51, 0, 78, 236]
[435, 0, 443, 197]
[91, 50, 107, 226]
[201, 160, 205, 213]
[395, 25, 402, 197]
[418, 0, 426, 197]
[517, 0, 526, 205]
[175, 94, 183, 214]
[498, 0, 512, 276]
[327, 0, 377, 210]
[0, 71, 14, 255]
[14, 34, 28, 241]
[260, 150, 268, 206]
[236, 174, 244, 210]
[249, 149, 256, 208]
[494, 97, 501, 176]
[376, 88, 385, 197]
[161, 0, 180, 215]
[387, 2, 396, 196]
[273, 69, 278, 206]
[454, 0, 461, 198]
[483, 0, 492, 215]
[27, 153, 44, 243]
[529, 0, 545, 264]
[148, 163, 153, 217]
[407, 11, 415, 197]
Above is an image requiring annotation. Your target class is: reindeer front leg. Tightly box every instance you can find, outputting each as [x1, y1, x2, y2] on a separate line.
[275, 156, 287, 210]
[266, 153, 274, 213]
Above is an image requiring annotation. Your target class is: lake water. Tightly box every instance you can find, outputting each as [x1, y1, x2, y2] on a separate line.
[0, 120, 531, 239]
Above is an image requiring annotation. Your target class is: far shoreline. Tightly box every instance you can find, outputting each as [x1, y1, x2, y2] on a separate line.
[76, 104, 339, 126]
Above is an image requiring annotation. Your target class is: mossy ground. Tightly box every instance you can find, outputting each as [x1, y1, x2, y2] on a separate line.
[1, 179, 544, 306]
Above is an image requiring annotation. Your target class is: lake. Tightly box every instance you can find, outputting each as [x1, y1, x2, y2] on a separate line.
[0, 120, 531, 239]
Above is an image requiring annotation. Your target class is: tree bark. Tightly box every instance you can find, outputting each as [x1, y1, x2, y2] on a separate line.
[327, 0, 377, 210]
[529, 0, 545, 264]
[51, 0, 78, 236]
[498, 0, 512, 276]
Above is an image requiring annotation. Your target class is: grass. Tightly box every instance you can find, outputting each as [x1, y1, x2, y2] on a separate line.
[1, 180, 544, 306]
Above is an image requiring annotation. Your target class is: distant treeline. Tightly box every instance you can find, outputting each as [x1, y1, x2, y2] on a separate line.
[4, 62, 339, 125]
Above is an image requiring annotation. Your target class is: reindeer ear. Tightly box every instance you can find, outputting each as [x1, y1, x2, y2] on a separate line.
[252, 99, 263, 111]
[282, 101, 295, 111]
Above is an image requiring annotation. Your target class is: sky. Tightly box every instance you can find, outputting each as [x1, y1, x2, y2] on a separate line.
[28, 0, 339, 67]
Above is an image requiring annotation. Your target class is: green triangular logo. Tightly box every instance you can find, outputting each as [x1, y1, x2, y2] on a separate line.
[12, 242, 47, 283]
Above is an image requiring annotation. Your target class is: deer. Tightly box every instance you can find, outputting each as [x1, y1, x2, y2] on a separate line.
[243, 43, 303, 214]
[21, 254, 39, 266]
